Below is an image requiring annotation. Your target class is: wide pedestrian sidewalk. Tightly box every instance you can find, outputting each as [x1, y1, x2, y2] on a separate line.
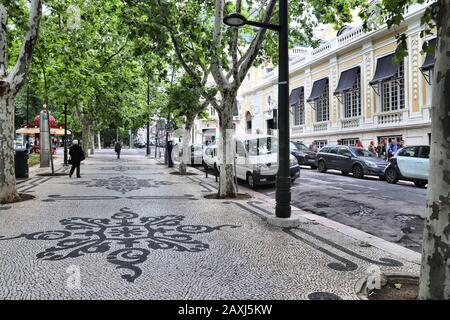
[0, 153, 420, 299]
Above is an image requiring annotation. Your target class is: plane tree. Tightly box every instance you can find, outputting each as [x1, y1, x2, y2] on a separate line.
[0, 0, 42, 203]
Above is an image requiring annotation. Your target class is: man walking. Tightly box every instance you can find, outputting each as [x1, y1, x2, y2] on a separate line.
[388, 139, 400, 160]
[69, 140, 85, 178]
[115, 141, 122, 159]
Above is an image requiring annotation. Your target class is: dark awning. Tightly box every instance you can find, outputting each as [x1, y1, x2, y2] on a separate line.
[369, 53, 399, 85]
[289, 87, 304, 107]
[307, 78, 328, 102]
[421, 38, 436, 71]
[334, 67, 360, 94]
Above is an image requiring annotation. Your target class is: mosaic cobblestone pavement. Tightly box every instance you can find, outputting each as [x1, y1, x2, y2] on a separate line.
[0, 153, 420, 299]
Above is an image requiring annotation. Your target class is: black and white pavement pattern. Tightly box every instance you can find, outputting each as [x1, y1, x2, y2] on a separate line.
[0, 150, 420, 299]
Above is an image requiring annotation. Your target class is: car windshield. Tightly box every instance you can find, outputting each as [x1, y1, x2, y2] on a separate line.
[291, 142, 309, 152]
[245, 137, 278, 156]
[350, 147, 376, 158]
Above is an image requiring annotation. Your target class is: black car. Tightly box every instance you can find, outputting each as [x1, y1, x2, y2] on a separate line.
[315, 145, 388, 180]
[290, 141, 317, 169]
[134, 140, 146, 148]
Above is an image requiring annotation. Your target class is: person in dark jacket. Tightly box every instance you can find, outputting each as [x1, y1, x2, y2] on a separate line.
[69, 140, 85, 178]
[115, 141, 122, 159]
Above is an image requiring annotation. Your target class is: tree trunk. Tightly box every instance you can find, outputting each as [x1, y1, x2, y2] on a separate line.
[179, 121, 193, 176]
[419, 1, 450, 300]
[90, 132, 95, 155]
[81, 121, 91, 159]
[0, 93, 20, 203]
[217, 93, 237, 198]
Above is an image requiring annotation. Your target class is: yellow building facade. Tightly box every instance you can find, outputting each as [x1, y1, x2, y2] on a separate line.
[237, 3, 434, 149]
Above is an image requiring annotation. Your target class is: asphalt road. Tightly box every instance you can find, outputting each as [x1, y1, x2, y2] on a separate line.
[257, 166, 427, 253]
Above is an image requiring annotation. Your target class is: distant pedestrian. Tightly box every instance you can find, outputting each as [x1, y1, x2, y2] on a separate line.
[377, 138, 387, 159]
[69, 140, 85, 178]
[337, 139, 342, 145]
[25, 140, 31, 154]
[388, 139, 399, 159]
[355, 140, 364, 148]
[115, 141, 122, 159]
[400, 140, 406, 148]
[368, 140, 378, 156]
[310, 141, 318, 152]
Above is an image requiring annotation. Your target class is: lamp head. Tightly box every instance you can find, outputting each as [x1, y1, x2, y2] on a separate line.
[223, 13, 247, 27]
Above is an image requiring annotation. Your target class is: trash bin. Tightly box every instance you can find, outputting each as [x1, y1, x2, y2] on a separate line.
[15, 149, 29, 179]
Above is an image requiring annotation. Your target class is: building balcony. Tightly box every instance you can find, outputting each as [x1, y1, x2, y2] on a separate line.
[339, 117, 362, 129]
[313, 122, 331, 132]
[375, 110, 405, 126]
[291, 125, 304, 135]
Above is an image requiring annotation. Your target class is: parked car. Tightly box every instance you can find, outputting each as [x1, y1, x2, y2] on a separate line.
[203, 145, 219, 174]
[134, 140, 146, 148]
[384, 145, 429, 187]
[172, 143, 204, 166]
[188, 144, 204, 166]
[234, 134, 300, 188]
[202, 135, 300, 188]
[290, 141, 317, 169]
[315, 145, 388, 180]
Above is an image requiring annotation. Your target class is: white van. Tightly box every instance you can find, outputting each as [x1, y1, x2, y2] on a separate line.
[234, 134, 300, 188]
[203, 145, 219, 173]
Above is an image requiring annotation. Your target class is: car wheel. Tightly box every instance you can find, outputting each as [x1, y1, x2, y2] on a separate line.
[352, 164, 364, 179]
[318, 160, 327, 173]
[414, 180, 427, 188]
[341, 171, 349, 176]
[385, 167, 399, 184]
[247, 173, 256, 189]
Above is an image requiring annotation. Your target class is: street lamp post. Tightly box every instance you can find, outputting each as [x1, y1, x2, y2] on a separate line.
[146, 74, 151, 157]
[63, 103, 68, 166]
[223, 0, 291, 219]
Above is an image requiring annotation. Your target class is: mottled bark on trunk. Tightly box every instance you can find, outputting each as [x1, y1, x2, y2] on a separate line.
[81, 121, 91, 159]
[179, 123, 192, 176]
[218, 94, 237, 198]
[90, 132, 95, 155]
[0, 93, 20, 203]
[0, 0, 42, 203]
[419, 0, 450, 300]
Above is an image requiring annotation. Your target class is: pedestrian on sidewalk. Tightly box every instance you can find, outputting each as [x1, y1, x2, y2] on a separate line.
[115, 141, 122, 159]
[355, 139, 364, 148]
[69, 140, 85, 178]
[368, 140, 378, 156]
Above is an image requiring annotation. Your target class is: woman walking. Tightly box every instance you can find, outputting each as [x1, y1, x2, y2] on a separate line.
[368, 140, 378, 156]
[69, 140, 85, 178]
